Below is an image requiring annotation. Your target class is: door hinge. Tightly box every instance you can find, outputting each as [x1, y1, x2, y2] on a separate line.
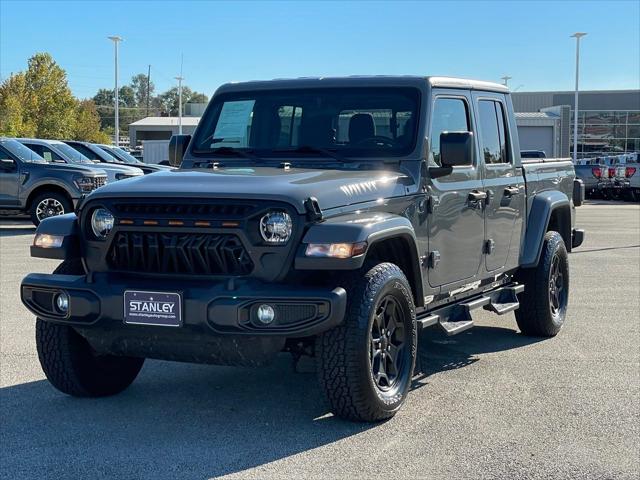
[485, 239, 495, 254]
[428, 250, 441, 269]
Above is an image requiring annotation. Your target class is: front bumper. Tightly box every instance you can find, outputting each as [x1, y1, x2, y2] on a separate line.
[21, 273, 347, 362]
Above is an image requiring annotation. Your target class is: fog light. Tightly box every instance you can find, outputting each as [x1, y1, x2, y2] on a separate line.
[257, 304, 275, 325]
[55, 292, 69, 313]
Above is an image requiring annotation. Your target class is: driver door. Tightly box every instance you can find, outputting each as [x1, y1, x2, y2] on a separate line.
[427, 91, 485, 288]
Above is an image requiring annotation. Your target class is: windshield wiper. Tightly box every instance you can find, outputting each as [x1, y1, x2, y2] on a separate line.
[272, 145, 348, 162]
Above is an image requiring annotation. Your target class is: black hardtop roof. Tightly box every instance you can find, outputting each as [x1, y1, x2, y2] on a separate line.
[215, 75, 509, 95]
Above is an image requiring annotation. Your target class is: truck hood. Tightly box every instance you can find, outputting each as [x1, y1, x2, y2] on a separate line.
[40, 162, 107, 176]
[87, 166, 413, 213]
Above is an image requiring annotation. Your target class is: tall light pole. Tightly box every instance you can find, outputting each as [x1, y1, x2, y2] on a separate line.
[107, 35, 123, 146]
[501, 75, 512, 87]
[175, 75, 184, 134]
[571, 32, 587, 162]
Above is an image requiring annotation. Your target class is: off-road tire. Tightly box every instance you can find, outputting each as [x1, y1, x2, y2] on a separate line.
[316, 263, 417, 422]
[29, 191, 72, 226]
[515, 231, 569, 337]
[35, 259, 144, 397]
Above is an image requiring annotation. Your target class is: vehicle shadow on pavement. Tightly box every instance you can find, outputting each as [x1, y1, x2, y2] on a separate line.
[0, 219, 35, 237]
[415, 326, 544, 379]
[1, 325, 541, 479]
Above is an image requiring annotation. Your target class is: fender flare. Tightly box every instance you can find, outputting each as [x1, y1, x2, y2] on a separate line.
[520, 191, 571, 268]
[295, 212, 424, 306]
[30, 213, 80, 260]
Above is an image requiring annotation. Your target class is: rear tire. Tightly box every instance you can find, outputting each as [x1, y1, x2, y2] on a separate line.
[316, 263, 417, 422]
[35, 260, 144, 397]
[29, 191, 72, 226]
[515, 231, 569, 337]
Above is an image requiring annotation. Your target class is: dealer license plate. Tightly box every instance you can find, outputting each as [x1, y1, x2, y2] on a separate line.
[124, 290, 182, 327]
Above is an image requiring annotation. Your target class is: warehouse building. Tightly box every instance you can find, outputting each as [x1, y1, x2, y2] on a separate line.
[512, 89, 640, 159]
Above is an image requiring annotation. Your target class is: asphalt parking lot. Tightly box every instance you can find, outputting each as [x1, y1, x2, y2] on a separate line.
[1, 202, 638, 480]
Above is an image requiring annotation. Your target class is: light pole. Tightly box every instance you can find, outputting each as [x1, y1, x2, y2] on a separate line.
[108, 36, 123, 147]
[501, 75, 512, 87]
[175, 75, 184, 134]
[571, 32, 587, 162]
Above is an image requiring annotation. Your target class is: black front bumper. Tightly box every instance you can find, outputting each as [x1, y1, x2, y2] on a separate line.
[21, 273, 346, 364]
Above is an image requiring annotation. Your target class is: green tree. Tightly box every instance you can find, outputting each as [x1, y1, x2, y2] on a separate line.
[72, 100, 110, 143]
[23, 52, 77, 138]
[157, 87, 208, 116]
[0, 73, 36, 137]
[130, 73, 155, 107]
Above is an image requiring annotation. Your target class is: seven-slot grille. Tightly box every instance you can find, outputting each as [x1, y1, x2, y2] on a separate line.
[108, 232, 253, 276]
[112, 202, 254, 218]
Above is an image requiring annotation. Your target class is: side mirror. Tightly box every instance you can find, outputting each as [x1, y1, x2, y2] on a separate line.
[168, 134, 191, 167]
[440, 131, 473, 168]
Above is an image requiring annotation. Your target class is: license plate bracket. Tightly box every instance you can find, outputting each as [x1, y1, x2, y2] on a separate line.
[124, 290, 182, 327]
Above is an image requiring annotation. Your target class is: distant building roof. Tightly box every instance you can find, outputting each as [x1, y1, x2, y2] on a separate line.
[129, 116, 201, 127]
[515, 112, 559, 119]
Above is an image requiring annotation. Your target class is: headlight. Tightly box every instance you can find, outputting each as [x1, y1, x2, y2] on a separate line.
[91, 208, 114, 239]
[259, 211, 292, 244]
[115, 173, 133, 181]
[73, 175, 96, 193]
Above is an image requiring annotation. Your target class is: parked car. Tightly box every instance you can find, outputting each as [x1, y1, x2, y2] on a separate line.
[0, 138, 107, 225]
[96, 144, 174, 174]
[21, 76, 584, 422]
[574, 159, 604, 198]
[17, 138, 143, 183]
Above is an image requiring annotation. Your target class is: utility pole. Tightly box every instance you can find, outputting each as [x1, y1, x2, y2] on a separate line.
[146, 64, 151, 117]
[108, 36, 123, 146]
[175, 75, 184, 134]
[501, 75, 512, 87]
[571, 32, 587, 163]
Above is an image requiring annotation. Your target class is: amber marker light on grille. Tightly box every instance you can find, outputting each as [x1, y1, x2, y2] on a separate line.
[222, 221, 240, 227]
[33, 233, 64, 248]
[168, 220, 184, 226]
[305, 242, 368, 259]
[143, 220, 159, 226]
[194, 221, 211, 227]
[119, 219, 134, 225]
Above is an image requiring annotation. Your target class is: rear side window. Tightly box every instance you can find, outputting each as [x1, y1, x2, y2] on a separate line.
[478, 100, 510, 164]
[429, 98, 470, 166]
[69, 143, 98, 160]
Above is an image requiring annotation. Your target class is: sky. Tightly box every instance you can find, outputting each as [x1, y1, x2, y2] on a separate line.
[1, 0, 639, 100]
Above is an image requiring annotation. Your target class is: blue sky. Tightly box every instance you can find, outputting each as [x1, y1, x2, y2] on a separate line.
[1, 0, 638, 99]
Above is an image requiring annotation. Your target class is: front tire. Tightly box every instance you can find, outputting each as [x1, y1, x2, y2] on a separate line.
[316, 263, 417, 422]
[515, 231, 569, 337]
[29, 191, 72, 226]
[35, 260, 144, 397]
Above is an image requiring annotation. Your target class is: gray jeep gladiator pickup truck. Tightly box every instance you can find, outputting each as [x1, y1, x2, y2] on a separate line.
[21, 76, 585, 422]
[0, 138, 107, 225]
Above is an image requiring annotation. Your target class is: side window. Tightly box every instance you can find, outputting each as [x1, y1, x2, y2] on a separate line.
[0, 147, 16, 171]
[24, 143, 42, 157]
[429, 98, 470, 166]
[40, 146, 63, 162]
[478, 100, 510, 164]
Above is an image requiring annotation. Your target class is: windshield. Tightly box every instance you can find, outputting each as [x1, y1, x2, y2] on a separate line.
[192, 87, 420, 159]
[102, 145, 139, 164]
[54, 143, 92, 163]
[1, 139, 47, 162]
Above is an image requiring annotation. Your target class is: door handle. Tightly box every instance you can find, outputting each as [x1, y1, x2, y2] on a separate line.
[468, 190, 487, 202]
[504, 186, 520, 197]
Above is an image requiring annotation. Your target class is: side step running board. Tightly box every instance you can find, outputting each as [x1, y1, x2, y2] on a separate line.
[415, 283, 524, 336]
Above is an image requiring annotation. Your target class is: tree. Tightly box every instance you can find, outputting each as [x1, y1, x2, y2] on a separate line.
[24, 53, 77, 138]
[130, 73, 154, 107]
[0, 53, 111, 141]
[72, 100, 110, 143]
[156, 87, 208, 116]
[0, 73, 36, 137]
